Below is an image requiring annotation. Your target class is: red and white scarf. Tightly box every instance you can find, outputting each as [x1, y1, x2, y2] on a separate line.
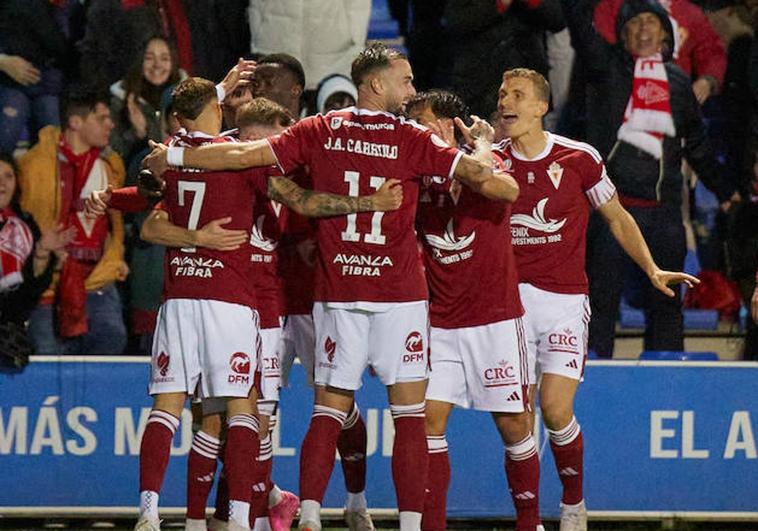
[58, 137, 109, 263]
[617, 53, 676, 159]
[0, 208, 34, 292]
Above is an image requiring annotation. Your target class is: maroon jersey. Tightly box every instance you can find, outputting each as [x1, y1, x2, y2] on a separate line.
[161, 132, 267, 308]
[417, 155, 523, 329]
[250, 177, 284, 328]
[495, 133, 616, 294]
[267, 107, 463, 303]
[277, 169, 316, 316]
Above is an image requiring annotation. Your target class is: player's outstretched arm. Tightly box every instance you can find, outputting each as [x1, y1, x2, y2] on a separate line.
[454, 151, 519, 202]
[267, 176, 403, 217]
[143, 139, 277, 175]
[140, 209, 248, 251]
[597, 194, 699, 297]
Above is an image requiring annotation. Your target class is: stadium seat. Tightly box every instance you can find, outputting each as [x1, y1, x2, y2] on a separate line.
[368, 0, 401, 41]
[619, 305, 719, 331]
[639, 350, 719, 361]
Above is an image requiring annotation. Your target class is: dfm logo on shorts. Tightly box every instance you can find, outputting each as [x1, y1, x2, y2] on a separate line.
[403, 331, 424, 363]
[228, 352, 251, 385]
[324, 336, 337, 363]
[483, 359, 516, 388]
[157, 351, 170, 377]
[548, 328, 578, 348]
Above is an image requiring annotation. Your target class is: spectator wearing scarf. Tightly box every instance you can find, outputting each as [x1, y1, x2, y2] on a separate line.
[564, 0, 738, 358]
[17, 89, 127, 355]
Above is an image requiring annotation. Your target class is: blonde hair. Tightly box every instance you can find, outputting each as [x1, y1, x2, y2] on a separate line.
[502, 68, 550, 103]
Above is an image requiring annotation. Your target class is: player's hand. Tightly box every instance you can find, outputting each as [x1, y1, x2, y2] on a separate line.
[296, 238, 317, 267]
[469, 114, 495, 144]
[720, 191, 742, 213]
[219, 57, 256, 99]
[649, 270, 700, 297]
[426, 118, 456, 148]
[143, 140, 169, 176]
[371, 178, 403, 211]
[751, 285, 758, 324]
[194, 217, 248, 251]
[85, 186, 113, 217]
[137, 168, 165, 200]
[0, 54, 41, 86]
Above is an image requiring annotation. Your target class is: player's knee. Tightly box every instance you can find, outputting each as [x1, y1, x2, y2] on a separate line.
[201, 413, 224, 438]
[493, 411, 531, 444]
[540, 400, 574, 431]
[425, 411, 447, 436]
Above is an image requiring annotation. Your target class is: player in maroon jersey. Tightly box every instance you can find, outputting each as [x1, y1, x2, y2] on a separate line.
[142, 44, 517, 531]
[408, 90, 543, 531]
[135, 77, 404, 531]
[469, 68, 698, 531]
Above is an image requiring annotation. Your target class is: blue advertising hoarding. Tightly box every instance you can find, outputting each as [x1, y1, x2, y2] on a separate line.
[0, 357, 756, 519]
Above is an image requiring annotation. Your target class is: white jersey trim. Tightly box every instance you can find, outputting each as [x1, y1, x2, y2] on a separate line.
[448, 150, 464, 181]
[585, 171, 617, 209]
[508, 132, 555, 162]
[265, 137, 285, 175]
[551, 133, 603, 163]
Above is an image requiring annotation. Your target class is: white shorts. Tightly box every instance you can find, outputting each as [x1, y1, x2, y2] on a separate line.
[312, 301, 429, 390]
[281, 314, 316, 387]
[426, 318, 528, 412]
[518, 283, 590, 384]
[149, 299, 260, 399]
[257, 325, 283, 410]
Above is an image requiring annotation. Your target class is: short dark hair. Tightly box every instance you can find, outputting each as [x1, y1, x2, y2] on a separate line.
[60, 88, 110, 130]
[350, 43, 407, 87]
[236, 97, 294, 129]
[172, 77, 217, 120]
[406, 90, 469, 121]
[258, 53, 306, 89]
[502, 68, 551, 103]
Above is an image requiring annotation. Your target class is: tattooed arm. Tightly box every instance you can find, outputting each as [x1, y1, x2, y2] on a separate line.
[267, 176, 403, 217]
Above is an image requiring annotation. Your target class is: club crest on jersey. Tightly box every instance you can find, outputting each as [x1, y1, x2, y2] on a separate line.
[502, 158, 513, 171]
[547, 162, 564, 190]
[330, 117, 343, 129]
[527, 171, 535, 185]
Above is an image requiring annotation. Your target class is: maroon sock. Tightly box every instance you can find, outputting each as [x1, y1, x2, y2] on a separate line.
[337, 403, 367, 494]
[390, 403, 428, 513]
[505, 436, 541, 531]
[224, 414, 260, 508]
[213, 462, 229, 521]
[139, 410, 180, 493]
[549, 418, 584, 505]
[186, 431, 221, 519]
[299, 405, 347, 502]
[250, 435, 273, 522]
[422, 435, 450, 531]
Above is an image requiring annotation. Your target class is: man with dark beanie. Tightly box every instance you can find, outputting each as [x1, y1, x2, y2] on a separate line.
[564, 0, 739, 358]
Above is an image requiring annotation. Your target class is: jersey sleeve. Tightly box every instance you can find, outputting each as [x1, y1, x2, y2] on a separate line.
[404, 125, 464, 181]
[266, 118, 313, 175]
[109, 186, 149, 212]
[580, 151, 616, 209]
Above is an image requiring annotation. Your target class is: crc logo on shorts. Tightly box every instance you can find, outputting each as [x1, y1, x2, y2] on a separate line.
[228, 352, 251, 385]
[324, 336, 336, 363]
[152, 351, 174, 383]
[483, 360, 516, 388]
[548, 328, 579, 353]
[402, 331, 425, 364]
[263, 355, 281, 378]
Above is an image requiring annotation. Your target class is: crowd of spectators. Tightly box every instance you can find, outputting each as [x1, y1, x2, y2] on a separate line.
[0, 0, 756, 362]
